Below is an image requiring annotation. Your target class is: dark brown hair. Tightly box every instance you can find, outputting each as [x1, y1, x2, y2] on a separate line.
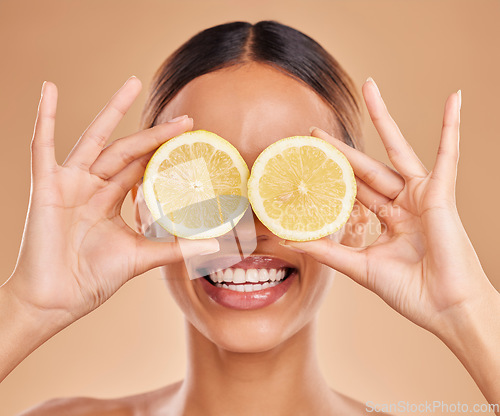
[140, 20, 364, 150]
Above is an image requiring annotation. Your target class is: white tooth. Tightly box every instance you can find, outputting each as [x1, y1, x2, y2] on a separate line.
[216, 270, 224, 283]
[223, 269, 233, 282]
[269, 281, 278, 287]
[254, 283, 262, 291]
[233, 268, 246, 283]
[215, 283, 222, 288]
[209, 272, 217, 282]
[226, 284, 236, 291]
[222, 283, 229, 288]
[246, 269, 260, 283]
[258, 269, 269, 282]
[236, 285, 245, 292]
[276, 269, 285, 281]
[262, 282, 270, 289]
[244, 283, 253, 292]
[269, 269, 277, 282]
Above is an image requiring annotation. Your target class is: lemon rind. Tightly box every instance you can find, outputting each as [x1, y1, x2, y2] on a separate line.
[247, 136, 357, 242]
[143, 130, 250, 239]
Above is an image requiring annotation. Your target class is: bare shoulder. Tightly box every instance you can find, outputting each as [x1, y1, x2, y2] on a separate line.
[17, 383, 392, 416]
[16, 396, 135, 416]
[16, 381, 182, 416]
[332, 390, 394, 416]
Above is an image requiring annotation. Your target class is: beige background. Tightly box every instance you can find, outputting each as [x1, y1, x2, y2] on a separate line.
[1, 0, 499, 414]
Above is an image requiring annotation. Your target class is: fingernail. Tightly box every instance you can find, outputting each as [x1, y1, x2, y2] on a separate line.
[199, 240, 220, 255]
[41, 81, 46, 97]
[366, 76, 381, 97]
[309, 126, 327, 136]
[168, 115, 189, 123]
[457, 89, 462, 111]
[279, 240, 306, 253]
[181, 239, 220, 257]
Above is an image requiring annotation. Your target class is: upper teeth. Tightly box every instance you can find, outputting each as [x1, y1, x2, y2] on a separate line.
[206, 268, 289, 284]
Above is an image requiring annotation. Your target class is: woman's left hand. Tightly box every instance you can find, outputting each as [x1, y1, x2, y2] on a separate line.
[283, 78, 499, 339]
[284, 79, 500, 407]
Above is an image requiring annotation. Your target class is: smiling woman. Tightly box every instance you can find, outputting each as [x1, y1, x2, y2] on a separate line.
[129, 22, 369, 366]
[1, 20, 499, 416]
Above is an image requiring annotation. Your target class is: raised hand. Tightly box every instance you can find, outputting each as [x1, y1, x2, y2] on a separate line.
[2, 77, 219, 326]
[283, 78, 498, 337]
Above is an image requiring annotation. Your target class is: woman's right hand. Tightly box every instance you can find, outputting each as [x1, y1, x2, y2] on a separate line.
[2, 77, 219, 327]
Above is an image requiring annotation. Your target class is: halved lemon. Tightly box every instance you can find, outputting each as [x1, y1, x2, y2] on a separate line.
[143, 130, 250, 239]
[247, 136, 357, 241]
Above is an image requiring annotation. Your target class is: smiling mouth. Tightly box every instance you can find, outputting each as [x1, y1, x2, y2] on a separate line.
[193, 255, 299, 310]
[197, 266, 297, 293]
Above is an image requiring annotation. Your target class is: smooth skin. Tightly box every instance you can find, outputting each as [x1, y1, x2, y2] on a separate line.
[0, 62, 498, 415]
[130, 63, 372, 415]
[284, 80, 500, 407]
[0, 76, 219, 385]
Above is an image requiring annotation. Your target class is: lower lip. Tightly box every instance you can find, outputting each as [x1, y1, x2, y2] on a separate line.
[197, 270, 298, 310]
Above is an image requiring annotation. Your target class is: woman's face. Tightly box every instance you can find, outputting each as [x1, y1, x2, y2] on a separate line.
[135, 62, 349, 353]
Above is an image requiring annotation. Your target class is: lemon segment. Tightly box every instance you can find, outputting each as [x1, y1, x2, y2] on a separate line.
[247, 136, 357, 241]
[143, 130, 250, 239]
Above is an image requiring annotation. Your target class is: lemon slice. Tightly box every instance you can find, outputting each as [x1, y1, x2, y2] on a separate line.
[247, 136, 357, 241]
[143, 130, 250, 239]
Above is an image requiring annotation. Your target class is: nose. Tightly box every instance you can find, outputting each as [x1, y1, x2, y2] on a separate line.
[216, 204, 273, 255]
[249, 210, 273, 241]
[218, 204, 255, 252]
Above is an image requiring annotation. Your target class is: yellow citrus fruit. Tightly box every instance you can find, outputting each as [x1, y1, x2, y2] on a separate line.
[247, 136, 357, 241]
[143, 130, 250, 239]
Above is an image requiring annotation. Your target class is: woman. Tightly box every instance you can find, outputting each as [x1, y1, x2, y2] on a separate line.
[1, 20, 498, 415]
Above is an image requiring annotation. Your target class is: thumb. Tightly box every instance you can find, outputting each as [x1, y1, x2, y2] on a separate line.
[280, 237, 369, 288]
[134, 236, 220, 276]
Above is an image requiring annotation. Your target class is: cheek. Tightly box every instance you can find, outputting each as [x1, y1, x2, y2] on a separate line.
[300, 261, 335, 315]
[160, 263, 191, 310]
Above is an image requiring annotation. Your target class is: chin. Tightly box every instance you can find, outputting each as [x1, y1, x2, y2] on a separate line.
[198, 305, 312, 353]
[160, 253, 335, 353]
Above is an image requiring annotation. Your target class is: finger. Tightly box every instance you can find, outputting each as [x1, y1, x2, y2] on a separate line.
[89, 116, 192, 180]
[280, 237, 370, 289]
[133, 236, 220, 276]
[63, 76, 142, 170]
[355, 176, 391, 216]
[106, 150, 156, 207]
[310, 126, 405, 199]
[363, 77, 428, 178]
[430, 90, 461, 197]
[95, 139, 168, 212]
[31, 81, 58, 177]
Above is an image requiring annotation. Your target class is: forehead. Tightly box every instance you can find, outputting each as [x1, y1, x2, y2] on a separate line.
[157, 62, 339, 167]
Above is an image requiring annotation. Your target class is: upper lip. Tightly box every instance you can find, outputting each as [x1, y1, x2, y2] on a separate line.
[193, 255, 298, 276]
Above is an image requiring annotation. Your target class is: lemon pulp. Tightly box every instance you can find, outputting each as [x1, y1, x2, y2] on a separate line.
[247, 136, 356, 241]
[143, 130, 249, 239]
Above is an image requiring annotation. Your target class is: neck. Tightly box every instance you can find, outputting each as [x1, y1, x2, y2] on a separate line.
[176, 318, 336, 415]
